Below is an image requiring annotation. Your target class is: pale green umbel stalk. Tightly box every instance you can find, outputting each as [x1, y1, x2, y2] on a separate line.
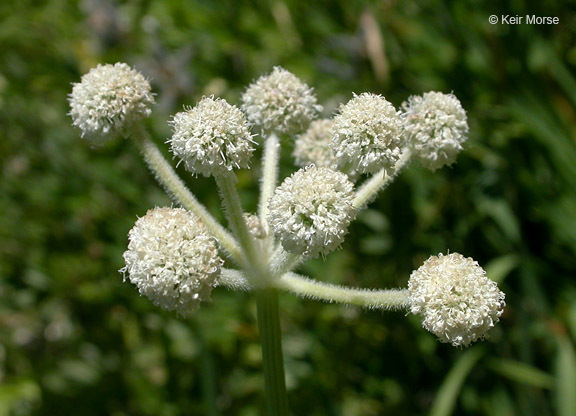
[242, 66, 323, 245]
[70, 62, 506, 416]
[258, 132, 280, 239]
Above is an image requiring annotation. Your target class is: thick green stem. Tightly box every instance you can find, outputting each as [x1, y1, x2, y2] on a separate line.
[256, 289, 289, 416]
[131, 129, 244, 265]
[279, 272, 410, 310]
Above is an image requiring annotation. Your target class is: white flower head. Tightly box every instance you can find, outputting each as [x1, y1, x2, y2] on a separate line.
[241, 66, 322, 135]
[120, 207, 223, 316]
[331, 93, 404, 175]
[69, 63, 155, 143]
[293, 119, 337, 168]
[408, 253, 505, 347]
[268, 166, 356, 257]
[402, 91, 468, 170]
[169, 96, 256, 177]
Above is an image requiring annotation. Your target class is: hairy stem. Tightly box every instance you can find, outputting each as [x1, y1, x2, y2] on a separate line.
[256, 289, 289, 416]
[258, 133, 280, 235]
[218, 268, 253, 291]
[271, 247, 303, 277]
[278, 273, 410, 310]
[215, 172, 268, 284]
[131, 129, 244, 265]
[353, 149, 412, 210]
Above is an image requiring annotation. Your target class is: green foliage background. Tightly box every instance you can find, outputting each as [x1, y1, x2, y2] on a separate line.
[1, 0, 576, 415]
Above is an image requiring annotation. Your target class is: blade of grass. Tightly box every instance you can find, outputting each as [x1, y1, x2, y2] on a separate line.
[508, 93, 576, 184]
[555, 334, 576, 416]
[430, 347, 484, 416]
[487, 358, 554, 389]
[484, 254, 519, 285]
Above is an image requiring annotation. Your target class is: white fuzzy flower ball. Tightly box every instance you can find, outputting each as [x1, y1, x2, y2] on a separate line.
[402, 91, 468, 170]
[408, 253, 505, 347]
[169, 97, 256, 177]
[268, 166, 356, 257]
[293, 119, 336, 168]
[241, 66, 322, 134]
[69, 63, 155, 143]
[331, 93, 404, 175]
[121, 207, 223, 316]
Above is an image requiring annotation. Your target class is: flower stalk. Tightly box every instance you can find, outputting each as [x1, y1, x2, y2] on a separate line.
[132, 128, 245, 265]
[256, 289, 289, 416]
[259, 132, 281, 236]
[215, 172, 269, 285]
[353, 149, 412, 210]
[279, 273, 410, 310]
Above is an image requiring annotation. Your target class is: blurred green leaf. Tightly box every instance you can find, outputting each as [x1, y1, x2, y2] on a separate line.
[476, 197, 521, 243]
[488, 358, 554, 389]
[555, 334, 576, 416]
[357, 209, 389, 232]
[485, 255, 519, 284]
[0, 379, 41, 416]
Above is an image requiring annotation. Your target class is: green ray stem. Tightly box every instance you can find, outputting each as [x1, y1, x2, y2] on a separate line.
[131, 127, 244, 265]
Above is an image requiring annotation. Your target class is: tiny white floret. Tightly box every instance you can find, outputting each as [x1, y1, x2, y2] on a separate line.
[244, 213, 267, 239]
[69, 62, 155, 143]
[408, 253, 505, 347]
[331, 93, 404, 175]
[169, 96, 256, 177]
[268, 165, 356, 257]
[402, 91, 468, 170]
[241, 66, 322, 134]
[120, 207, 223, 316]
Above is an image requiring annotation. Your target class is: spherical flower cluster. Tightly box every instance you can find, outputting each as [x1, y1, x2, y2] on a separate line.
[408, 253, 505, 347]
[69, 63, 155, 143]
[241, 66, 322, 135]
[402, 91, 468, 170]
[120, 207, 223, 316]
[268, 166, 356, 257]
[169, 97, 256, 177]
[293, 119, 336, 168]
[331, 93, 404, 175]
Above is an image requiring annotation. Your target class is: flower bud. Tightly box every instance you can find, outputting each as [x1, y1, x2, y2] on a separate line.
[408, 253, 505, 347]
[69, 63, 155, 143]
[268, 165, 356, 257]
[331, 93, 404, 175]
[241, 66, 322, 134]
[402, 91, 468, 170]
[169, 96, 256, 177]
[120, 207, 223, 316]
[244, 213, 267, 239]
[293, 119, 336, 168]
